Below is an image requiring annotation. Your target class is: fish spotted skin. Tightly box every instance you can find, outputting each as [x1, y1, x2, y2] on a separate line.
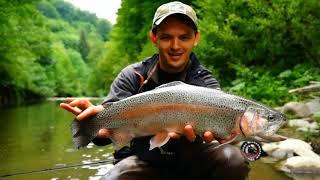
[71, 81, 286, 149]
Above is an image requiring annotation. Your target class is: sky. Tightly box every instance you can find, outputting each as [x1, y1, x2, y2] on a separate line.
[64, 0, 122, 24]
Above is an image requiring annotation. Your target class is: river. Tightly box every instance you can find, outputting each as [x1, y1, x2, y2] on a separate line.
[0, 101, 293, 179]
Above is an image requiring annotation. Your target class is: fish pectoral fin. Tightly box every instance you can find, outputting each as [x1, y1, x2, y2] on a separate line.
[257, 133, 287, 142]
[217, 134, 239, 145]
[110, 130, 133, 147]
[149, 131, 171, 150]
[211, 134, 240, 150]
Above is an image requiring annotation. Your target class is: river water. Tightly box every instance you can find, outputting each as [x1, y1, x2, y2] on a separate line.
[0, 101, 295, 179]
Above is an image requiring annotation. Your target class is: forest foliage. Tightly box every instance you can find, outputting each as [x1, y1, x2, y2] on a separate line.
[0, 0, 111, 105]
[1, 0, 320, 106]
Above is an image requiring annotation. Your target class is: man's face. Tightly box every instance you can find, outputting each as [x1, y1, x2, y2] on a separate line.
[151, 16, 200, 73]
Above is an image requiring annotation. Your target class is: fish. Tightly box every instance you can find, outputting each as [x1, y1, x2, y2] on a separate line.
[71, 81, 287, 149]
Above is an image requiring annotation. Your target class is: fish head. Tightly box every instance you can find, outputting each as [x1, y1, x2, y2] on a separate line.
[240, 106, 287, 138]
[262, 109, 287, 136]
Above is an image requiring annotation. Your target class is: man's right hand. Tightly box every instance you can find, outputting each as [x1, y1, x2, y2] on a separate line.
[59, 98, 110, 138]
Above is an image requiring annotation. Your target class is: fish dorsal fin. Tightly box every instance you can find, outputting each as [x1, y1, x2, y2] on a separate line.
[155, 81, 186, 89]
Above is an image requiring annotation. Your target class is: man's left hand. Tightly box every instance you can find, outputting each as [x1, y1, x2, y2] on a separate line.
[168, 125, 215, 143]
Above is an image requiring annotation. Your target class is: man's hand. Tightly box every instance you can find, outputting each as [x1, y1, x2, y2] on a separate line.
[168, 125, 215, 143]
[59, 98, 109, 138]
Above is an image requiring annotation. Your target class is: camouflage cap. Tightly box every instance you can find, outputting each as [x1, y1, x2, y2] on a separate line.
[152, 1, 198, 31]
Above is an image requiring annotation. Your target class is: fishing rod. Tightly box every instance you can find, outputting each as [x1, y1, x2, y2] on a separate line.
[0, 159, 114, 178]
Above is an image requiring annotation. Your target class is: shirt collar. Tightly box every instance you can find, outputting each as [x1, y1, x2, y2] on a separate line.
[150, 59, 191, 84]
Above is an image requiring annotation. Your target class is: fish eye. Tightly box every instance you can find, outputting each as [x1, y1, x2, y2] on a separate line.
[268, 114, 275, 121]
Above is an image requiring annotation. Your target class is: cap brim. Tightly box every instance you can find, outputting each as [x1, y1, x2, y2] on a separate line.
[154, 13, 172, 26]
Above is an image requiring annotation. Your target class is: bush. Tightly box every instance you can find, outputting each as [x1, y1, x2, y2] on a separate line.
[225, 63, 320, 106]
[196, 0, 320, 86]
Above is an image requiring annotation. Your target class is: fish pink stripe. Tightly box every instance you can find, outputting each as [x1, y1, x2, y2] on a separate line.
[117, 103, 214, 120]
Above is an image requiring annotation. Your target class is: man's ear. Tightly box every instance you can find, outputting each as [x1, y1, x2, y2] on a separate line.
[149, 31, 157, 47]
[193, 31, 200, 47]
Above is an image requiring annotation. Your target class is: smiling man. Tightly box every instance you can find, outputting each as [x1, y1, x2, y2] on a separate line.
[151, 14, 200, 73]
[60, 1, 249, 179]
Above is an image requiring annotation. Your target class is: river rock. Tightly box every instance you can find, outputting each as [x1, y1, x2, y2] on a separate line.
[271, 148, 294, 160]
[288, 119, 319, 133]
[264, 138, 320, 174]
[279, 156, 320, 174]
[306, 97, 320, 114]
[279, 139, 319, 158]
[282, 102, 312, 118]
[263, 138, 319, 160]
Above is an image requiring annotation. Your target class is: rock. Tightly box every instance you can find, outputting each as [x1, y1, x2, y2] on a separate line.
[263, 143, 294, 160]
[285, 173, 320, 180]
[279, 156, 320, 174]
[289, 83, 320, 94]
[272, 139, 320, 174]
[262, 138, 320, 160]
[263, 143, 278, 153]
[306, 97, 320, 114]
[282, 102, 312, 118]
[271, 149, 293, 160]
[278, 139, 319, 158]
[297, 127, 319, 133]
[288, 119, 319, 133]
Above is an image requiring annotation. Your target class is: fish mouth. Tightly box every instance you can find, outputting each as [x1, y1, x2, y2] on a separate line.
[245, 119, 287, 143]
[256, 132, 287, 142]
[262, 120, 286, 136]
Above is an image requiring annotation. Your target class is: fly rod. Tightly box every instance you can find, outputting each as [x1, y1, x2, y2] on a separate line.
[0, 159, 114, 178]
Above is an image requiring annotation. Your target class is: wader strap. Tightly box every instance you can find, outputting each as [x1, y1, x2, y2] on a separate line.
[134, 71, 145, 92]
[134, 61, 158, 93]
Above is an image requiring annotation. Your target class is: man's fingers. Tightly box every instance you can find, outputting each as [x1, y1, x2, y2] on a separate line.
[69, 98, 93, 109]
[66, 97, 74, 103]
[184, 125, 196, 142]
[168, 132, 180, 139]
[203, 131, 215, 143]
[60, 103, 82, 115]
[76, 106, 96, 120]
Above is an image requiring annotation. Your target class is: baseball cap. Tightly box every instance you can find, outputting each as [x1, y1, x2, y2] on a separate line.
[152, 1, 198, 31]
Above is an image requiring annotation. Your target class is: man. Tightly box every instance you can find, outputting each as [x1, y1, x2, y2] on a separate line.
[61, 1, 249, 179]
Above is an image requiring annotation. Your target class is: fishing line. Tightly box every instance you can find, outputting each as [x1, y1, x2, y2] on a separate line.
[0, 159, 114, 178]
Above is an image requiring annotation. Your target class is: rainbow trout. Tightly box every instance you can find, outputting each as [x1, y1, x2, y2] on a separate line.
[71, 81, 287, 149]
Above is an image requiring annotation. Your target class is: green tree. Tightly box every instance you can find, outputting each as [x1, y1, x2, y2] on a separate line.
[36, 0, 60, 19]
[0, 0, 112, 105]
[195, 0, 320, 85]
[79, 30, 90, 62]
[96, 19, 112, 41]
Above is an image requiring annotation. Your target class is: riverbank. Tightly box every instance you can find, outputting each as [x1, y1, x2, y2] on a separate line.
[47, 97, 105, 101]
[278, 96, 320, 154]
[0, 85, 45, 108]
